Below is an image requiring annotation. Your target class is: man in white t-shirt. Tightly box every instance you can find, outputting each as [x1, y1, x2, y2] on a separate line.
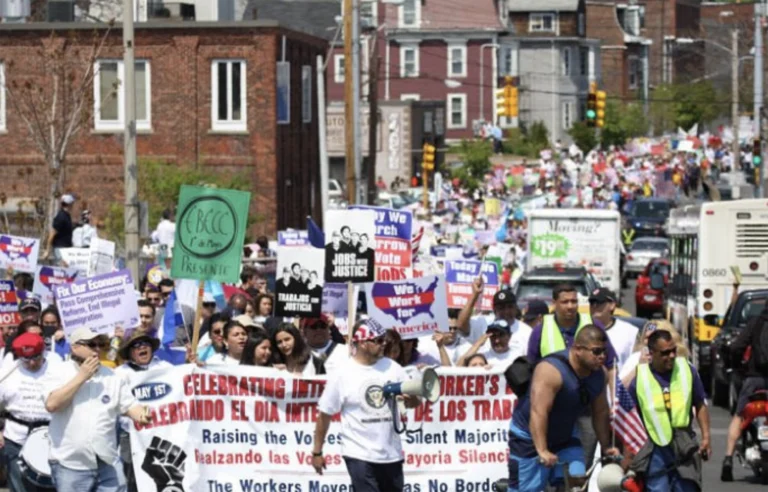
[0, 333, 55, 492]
[301, 316, 348, 375]
[312, 318, 419, 491]
[457, 279, 524, 346]
[44, 327, 152, 492]
[458, 318, 532, 368]
[588, 287, 638, 371]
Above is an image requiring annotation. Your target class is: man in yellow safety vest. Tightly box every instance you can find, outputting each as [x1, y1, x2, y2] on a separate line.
[627, 330, 711, 492]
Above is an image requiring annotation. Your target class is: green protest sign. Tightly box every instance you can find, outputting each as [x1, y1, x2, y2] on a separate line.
[171, 186, 251, 283]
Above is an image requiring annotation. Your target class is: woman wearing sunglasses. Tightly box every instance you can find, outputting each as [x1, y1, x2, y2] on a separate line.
[196, 313, 229, 363]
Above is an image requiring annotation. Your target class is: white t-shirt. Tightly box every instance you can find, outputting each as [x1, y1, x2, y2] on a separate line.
[1, 350, 63, 370]
[317, 357, 408, 463]
[619, 351, 643, 382]
[605, 318, 639, 371]
[206, 354, 241, 366]
[0, 359, 54, 445]
[115, 358, 172, 433]
[310, 342, 349, 375]
[43, 361, 136, 470]
[419, 337, 473, 366]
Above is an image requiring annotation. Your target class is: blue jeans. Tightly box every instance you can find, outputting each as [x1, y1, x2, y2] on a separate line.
[646, 446, 698, 492]
[4, 438, 26, 492]
[50, 458, 126, 492]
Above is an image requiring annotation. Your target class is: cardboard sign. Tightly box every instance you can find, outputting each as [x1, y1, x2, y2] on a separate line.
[58, 248, 90, 275]
[364, 275, 448, 339]
[0, 234, 40, 273]
[0, 281, 20, 327]
[33, 265, 80, 307]
[274, 246, 324, 317]
[171, 186, 251, 284]
[351, 206, 413, 281]
[444, 260, 500, 311]
[277, 230, 309, 247]
[323, 209, 376, 283]
[88, 237, 116, 277]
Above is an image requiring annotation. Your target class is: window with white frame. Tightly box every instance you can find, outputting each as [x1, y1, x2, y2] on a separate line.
[211, 60, 247, 132]
[447, 93, 467, 129]
[579, 47, 588, 76]
[562, 48, 571, 76]
[448, 44, 467, 77]
[562, 101, 574, 129]
[401, 45, 419, 77]
[334, 55, 345, 83]
[401, 0, 418, 27]
[360, 0, 377, 27]
[628, 56, 640, 90]
[94, 60, 151, 131]
[400, 94, 420, 101]
[0, 63, 5, 132]
[302, 65, 312, 123]
[529, 13, 555, 32]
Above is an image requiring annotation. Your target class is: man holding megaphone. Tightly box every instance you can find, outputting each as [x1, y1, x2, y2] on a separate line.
[312, 319, 423, 492]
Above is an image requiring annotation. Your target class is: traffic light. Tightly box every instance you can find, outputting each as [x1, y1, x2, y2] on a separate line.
[495, 76, 519, 118]
[586, 82, 597, 127]
[422, 143, 436, 171]
[753, 138, 762, 166]
[596, 89, 607, 128]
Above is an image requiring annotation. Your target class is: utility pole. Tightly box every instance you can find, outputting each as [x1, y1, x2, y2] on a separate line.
[367, 39, 380, 205]
[317, 55, 330, 220]
[352, 0, 363, 204]
[732, 28, 740, 169]
[343, 0, 356, 204]
[756, 2, 765, 198]
[123, 0, 140, 286]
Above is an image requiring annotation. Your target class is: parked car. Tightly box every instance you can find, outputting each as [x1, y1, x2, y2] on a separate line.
[635, 259, 669, 319]
[624, 237, 669, 278]
[623, 198, 672, 238]
[710, 289, 768, 409]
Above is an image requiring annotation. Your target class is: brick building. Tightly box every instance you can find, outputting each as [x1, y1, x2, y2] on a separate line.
[0, 21, 325, 237]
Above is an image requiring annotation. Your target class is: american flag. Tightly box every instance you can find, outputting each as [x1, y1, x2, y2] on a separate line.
[411, 226, 424, 260]
[612, 374, 648, 454]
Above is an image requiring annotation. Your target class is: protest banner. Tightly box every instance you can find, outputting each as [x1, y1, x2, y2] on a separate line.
[33, 265, 80, 307]
[324, 209, 376, 283]
[364, 275, 448, 339]
[128, 365, 512, 492]
[54, 269, 140, 336]
[277, 230, 310, 247]
[274, 246, 324, 317]
[58, 248, 90, 275]
[171, 186, 251, 284]
[88, 237, 116, 277]
[321, 283, 349, 318]
[444, 260, 500, 311]
[0, 281, 20, 327]
[0, 234, 40, 273]
[350, 206, 413, 280]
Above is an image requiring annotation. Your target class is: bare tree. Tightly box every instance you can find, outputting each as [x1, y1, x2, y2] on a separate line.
[4, 25, 115, 245]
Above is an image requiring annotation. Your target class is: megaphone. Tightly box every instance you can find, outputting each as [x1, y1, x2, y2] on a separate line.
[596, 463, 626, 492]
[383, 367, 441, 403]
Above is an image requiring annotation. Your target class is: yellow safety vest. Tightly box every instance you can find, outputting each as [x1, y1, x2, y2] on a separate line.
[540, 313, 593, 357]
[636, 357, 693, 447]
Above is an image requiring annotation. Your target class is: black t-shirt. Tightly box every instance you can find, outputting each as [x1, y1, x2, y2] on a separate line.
[52, 209, 73, 248]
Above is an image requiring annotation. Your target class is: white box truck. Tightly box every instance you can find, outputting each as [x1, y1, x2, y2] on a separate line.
[526, 209, 622, 295]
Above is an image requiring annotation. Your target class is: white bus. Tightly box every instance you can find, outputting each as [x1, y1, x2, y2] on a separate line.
[666, 198, 768, 385]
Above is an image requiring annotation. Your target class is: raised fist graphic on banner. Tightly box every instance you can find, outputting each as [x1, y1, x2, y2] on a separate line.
[141, 436, 187, 492]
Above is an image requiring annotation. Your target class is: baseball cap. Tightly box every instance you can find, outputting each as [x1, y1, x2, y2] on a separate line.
[12, 333, 44, 359]
[300, 314, 330, 330]
[233, 315, 259, 330]
[486, 319, 511, 335]
[69, 327, 106, 345]
[588, 287, 617, 304]
[61, 194, 76, 205]
[19, 298, 41, 312]
[352, 318, 386, 342]
[493, 290, 517, 308]
[523, 300, 550, 322]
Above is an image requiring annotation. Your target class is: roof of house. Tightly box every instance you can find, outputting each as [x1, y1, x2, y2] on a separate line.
[244, 0, 340, 40]
[507, 0, 579, 12]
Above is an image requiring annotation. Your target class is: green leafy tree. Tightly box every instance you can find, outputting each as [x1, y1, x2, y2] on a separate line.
[649, 84, 677, 135]
[450, 140, 493, 192]
[674, 81, 721, 131]
[568, 122, 597, 153]
[104, 160, 260, 248]
[599, 101, 626, 148]
[620, 102, 649, 138]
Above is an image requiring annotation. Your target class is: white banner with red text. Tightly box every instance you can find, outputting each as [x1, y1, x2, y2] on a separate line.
[128, 364, 514, 492]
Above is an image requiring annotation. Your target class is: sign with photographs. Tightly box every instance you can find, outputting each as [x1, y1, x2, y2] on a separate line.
[274, 246, 324, 317]
[350, 206, 413, 281]
[323, 209, 376, 283]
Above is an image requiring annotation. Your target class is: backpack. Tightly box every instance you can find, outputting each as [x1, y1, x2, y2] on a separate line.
[504, 353, 572, 397]
[751, 316, 768, 371]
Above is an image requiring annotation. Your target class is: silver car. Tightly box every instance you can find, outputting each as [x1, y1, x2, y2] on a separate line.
[625, 237, 670, 276]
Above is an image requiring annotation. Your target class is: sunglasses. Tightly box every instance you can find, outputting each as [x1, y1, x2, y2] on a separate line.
[211, 329, 223, 336]
[79, 340, 106, 350]
[656, 347, 677, 357]
[578, 345, 607, 356]
[131, 341, 153, 349]
[21, 354, 43, 362]
[366, 337, 386, 345]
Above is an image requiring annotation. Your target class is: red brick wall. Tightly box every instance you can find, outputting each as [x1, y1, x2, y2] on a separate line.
[0, 23, 325, 238]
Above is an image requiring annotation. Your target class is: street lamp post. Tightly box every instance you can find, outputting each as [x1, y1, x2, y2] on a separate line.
[479, 43, 500, 122]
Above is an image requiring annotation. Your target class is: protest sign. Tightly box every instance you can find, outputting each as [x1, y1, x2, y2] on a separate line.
[324, 209, 376, 283]
[88, 237, 116, 277]
[171, 186, 251, 284]
[277, 230, 309, 247]
[364, 274, 448, 339]
[33, 265, 80, 307]
[0, 234, 40, 273]
[444, 260, 500, 311]
[321, 283, 349, 318]
[128, 365, 512, 492]
[54, 269, 140, 336]
[0, 281, 20, 327]
[274, 246, 324, 317]
[413, 256, 443, 279]
[58, 248, 90, 275]
[350, 206, 413, 280]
